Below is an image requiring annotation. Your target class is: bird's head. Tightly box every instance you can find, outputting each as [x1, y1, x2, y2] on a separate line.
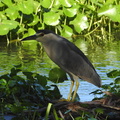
[21, 29, 60, 44]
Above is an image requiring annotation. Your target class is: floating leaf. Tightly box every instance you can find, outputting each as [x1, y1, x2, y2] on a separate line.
[0, 24, 9, 35]
[107, 70, 120, 78]
[63, 6, 78, 17]
[70, 14, 89, 33]
[0, 2, 4, 7]
[8, 80, 16, 87]
[0, 79, 7, 87]
[53, 0, 61, 8]
[49, 67, 67, 83]
[115, 77, 120, 84]
[5, 7, 19, 20]
[2, 20, 19, 30]
[50, 85, 62, 99]
[2, 0, 13, 6]
[41, 0, 51, 8]
[35, 74, 47, 87]
[60, 0, 73, 7]
[0, 12, 7, 20]
[23, 72, 34, 80]
[44, 11, 60, 26]
[98, 5, 120, 22]
[61, 25, 73, 37]
[17, 25, 26, 34]
[28, 28, 36, 36]
[32, 1, 40, 13]
[11, 106, 23, 114]
[18, 0, 34, 15]
[28, 15, 39, 26]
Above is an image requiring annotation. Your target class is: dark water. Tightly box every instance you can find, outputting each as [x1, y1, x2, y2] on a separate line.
[0, 37, 120, 101]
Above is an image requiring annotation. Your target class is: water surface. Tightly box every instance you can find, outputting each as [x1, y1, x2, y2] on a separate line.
[0, 37, 120, 101]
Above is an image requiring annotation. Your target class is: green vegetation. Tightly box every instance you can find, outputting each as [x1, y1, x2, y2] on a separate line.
[0, 0, 120, 119]
[0, 0, 120, 42]
[0, 65, 120, 120]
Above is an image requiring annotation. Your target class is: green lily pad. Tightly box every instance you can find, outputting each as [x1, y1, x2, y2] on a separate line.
[28, 28, 36, 36]
[18, 0, 34, 15]
[2, 20, 19, 30]
[49, 67, 67, 83]
[115, 77, 120, 84]
[32, 1, 40, 13]
[98, 5, 120, 22]
[41, 0, 51, 8]
[53, 0, 61, 8]
[60, 0, 73, 7]
[0, 24, 9, 35]
[107, 70, 120, 78]
[28, 15, 39, 26]
[2, 0, 13, 6]
[5, 7, 19, 20]
[44, 11, 60, 26]
[17, 25, 26, 34]
[63, 6, 78, 17]
[61, 25, 73, 37]
[0, 12, 7, 20]
[70, 14, 89, 33]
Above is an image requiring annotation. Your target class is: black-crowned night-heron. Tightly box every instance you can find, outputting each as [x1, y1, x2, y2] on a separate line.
[22, 29, 101, 101]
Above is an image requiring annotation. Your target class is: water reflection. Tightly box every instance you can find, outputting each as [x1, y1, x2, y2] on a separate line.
[0, 37, 120, 101]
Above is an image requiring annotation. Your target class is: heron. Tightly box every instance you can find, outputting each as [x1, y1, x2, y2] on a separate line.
[22, 29, 101, 101]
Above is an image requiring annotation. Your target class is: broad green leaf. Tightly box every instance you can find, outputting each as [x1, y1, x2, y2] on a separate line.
[0, 79, 7, 86]
[63, 6, 78, 17]
[70, 14, 89, 33]
[0, 12, 7, 20]
[11, 106, 23, 114]
[0, 2, 4, 7]
[2, 20, 19, 30]
[35, 74, 47, 87]
[28, 28, 36, 36]
[8, 80, 16, 87]
[61, 25, 73, 37]
[28, 15, 39, 26]
[107, 70, 120, 78]
[23, 72, 34, 80]
[98, 5, 120, 22]
[44, 11, 60, 26]
[17, 25, 26, 34]
[60, 0, 73, 7]
[41, 0, 51, 8]
[32, 1, 40, 13]
[50, 85, 62, 99]
[49, 67, 67, 83]
[18, 0, 34, 15]
[2, 0, 13, 6]
[53, 0, 61, 8]
[0, 24, 9, 35]
[104, 0, 115, 5]
[5, 7, 19, 20]
[115, 78, 120, 84]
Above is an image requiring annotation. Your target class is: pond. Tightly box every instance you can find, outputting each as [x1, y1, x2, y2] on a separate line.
[0, 36, 120, 101]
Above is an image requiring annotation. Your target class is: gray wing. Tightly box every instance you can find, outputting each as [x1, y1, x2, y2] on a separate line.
[65, 39, 95, 70]
[58, 38, 101, 87]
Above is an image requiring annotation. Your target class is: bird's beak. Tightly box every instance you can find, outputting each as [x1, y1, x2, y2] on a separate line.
[21, 34, 37, 41]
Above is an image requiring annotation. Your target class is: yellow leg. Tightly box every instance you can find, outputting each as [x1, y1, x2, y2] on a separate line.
[67, 80, 74, 101]
[71, 80, 79, 101]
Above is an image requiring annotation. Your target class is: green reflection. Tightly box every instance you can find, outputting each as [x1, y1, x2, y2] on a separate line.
[0, 37, 120, 81]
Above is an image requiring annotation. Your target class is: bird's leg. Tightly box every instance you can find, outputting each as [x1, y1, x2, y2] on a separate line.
[67, 80, 74, 101]
[71, 80, 79, 101]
